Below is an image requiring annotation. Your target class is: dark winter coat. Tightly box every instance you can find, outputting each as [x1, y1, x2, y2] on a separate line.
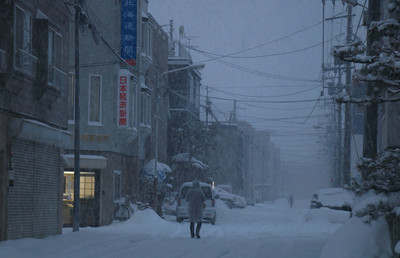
[185, 180, 206, 223]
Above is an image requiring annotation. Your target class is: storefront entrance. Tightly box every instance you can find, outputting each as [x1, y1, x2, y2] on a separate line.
[63, 170, 100, 227]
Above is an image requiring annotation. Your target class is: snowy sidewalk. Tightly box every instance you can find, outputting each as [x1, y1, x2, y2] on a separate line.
[0, 199, 345, 258]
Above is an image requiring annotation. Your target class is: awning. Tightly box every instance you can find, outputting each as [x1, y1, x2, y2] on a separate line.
[62, 154, 107, 169]
[9, 118, 71, 148]
[142, 159, 172, 181]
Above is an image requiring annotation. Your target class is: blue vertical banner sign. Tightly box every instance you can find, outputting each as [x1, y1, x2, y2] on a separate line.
[121, 0, 137, 66]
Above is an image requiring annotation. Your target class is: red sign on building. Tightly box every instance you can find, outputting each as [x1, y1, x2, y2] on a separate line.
[118, 70, 130, 128]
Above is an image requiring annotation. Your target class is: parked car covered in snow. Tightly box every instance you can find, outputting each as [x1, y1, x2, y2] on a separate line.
[175, 182, 217, 224]
[310, 187, 355, 212]
[214, 186, 247, 209]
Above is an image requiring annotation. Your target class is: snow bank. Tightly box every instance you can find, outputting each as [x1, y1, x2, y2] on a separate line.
[304, 208, 351, 224]
[320, 217, 392, 258]
[0, 199, 350, 257]
[313, 187, 355, 208]
[352, 191, 387, 214]
[97, 208, 188, 238]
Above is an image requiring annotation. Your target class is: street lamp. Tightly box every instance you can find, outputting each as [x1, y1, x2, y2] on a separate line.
[152, 63, 205, 213]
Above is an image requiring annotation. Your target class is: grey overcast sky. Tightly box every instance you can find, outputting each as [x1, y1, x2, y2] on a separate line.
[149, 0, 365, 177]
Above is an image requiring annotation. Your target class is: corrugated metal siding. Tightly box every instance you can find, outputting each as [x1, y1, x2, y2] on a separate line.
[7, 140, 61, 240]
[32, 143, 60, 238]
[7, 140, 35, 239]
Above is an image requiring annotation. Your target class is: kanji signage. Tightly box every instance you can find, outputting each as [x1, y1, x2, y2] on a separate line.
[121, 0, 137, 66]
[118, 70, 130, 128]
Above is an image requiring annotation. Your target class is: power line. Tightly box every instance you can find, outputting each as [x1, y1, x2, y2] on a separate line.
[207, 85, 321, 99]
[302, 94, 322, 124]
[192, 41, 323, 59]
[196, 50, 322, 82]
[189, 20, 324, 61]
[207, 95, 322, 103]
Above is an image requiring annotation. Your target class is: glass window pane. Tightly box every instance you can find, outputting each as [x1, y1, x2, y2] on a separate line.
[55, 34, 62, 68]
[15, 8, 23, 51]
[23, 12, 31, 52]
[89, 76, 101, 122]
[113, 171, 121, 201]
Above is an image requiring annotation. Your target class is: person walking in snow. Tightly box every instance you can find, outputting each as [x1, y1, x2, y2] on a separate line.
[288, 194, 294, 208]
[185, 180, 206, 238]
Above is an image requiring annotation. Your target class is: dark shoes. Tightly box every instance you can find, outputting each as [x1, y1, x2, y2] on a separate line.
[190, 222, 201, 238]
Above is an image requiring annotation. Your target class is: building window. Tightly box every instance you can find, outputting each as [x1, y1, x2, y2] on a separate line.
[14, 5, 37, 75]
[89, 75, 102, 124]
[113, 170, 122, 202]
[68, 73, 75, 122]
[63, 171, 95, 201]
[48, 29, 64, 89]
[132, 82, 137, 128]
[140, 90, 151, 126]
[141, 21, 153, 58]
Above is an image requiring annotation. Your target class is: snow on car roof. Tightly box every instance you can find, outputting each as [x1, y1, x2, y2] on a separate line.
[314, 188, 355, 207]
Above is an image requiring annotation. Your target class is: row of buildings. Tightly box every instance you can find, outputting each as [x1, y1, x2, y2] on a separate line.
[0, 0, 282, 241]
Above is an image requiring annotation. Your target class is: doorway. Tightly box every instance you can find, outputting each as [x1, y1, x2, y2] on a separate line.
[63, 170, 100, 227]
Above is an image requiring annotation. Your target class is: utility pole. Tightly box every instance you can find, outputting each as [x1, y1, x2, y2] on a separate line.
[343, 6, 353, 185]
[153, 72, 161, 214]
[321, 0, 325, 92]
[363, 0, 380, 159]
[73, 1, 81, 232]
[206, 85, 209, 126]
[261, 149, 265, 203]
[230, 100, 237, 122]
[337, 96, 342, 186]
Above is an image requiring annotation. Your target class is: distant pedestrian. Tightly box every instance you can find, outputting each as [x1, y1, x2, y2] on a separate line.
[185, 180, 206, 238]
[288, 194, 294, 208]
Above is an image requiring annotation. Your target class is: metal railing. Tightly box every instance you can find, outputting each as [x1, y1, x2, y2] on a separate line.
[15, 48, 37, 77]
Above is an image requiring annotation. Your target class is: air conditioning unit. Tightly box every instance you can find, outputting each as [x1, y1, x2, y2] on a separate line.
[0, 49, 6, 73]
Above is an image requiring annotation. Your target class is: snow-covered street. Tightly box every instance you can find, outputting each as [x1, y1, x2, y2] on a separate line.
[0, 199, 347, 258]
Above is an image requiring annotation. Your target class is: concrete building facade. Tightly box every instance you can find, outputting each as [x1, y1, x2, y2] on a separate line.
[0, 0, 70, 240]
[63, 0, 169, 227]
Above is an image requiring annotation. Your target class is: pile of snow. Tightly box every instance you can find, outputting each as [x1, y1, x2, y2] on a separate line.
[304, 208, 351, 224]
[313, 188, 355, 208]
[172, 153, 208, 170]
[320, 192, 396, 258]
[98, 208, 187, 238]
[0, 198, 352, 257]
[320, 217, 392, 258]
[142, 159, 172, 181]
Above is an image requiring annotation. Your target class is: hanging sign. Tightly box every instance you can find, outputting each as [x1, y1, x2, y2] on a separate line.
[121, 0, 137, 66]
[118, 70, 130, 128]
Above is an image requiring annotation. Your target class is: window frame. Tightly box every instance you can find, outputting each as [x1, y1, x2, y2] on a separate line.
[88, 74, 103, 125]
[140, 88, 151, 127]
[14, 4, 36, 76]
[141, 21, 153, 58]
[113, 170, 122, 203]
[67, 72, 75, 124]
[48, 28, 64, 89]
[131, 80, 138, 129]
